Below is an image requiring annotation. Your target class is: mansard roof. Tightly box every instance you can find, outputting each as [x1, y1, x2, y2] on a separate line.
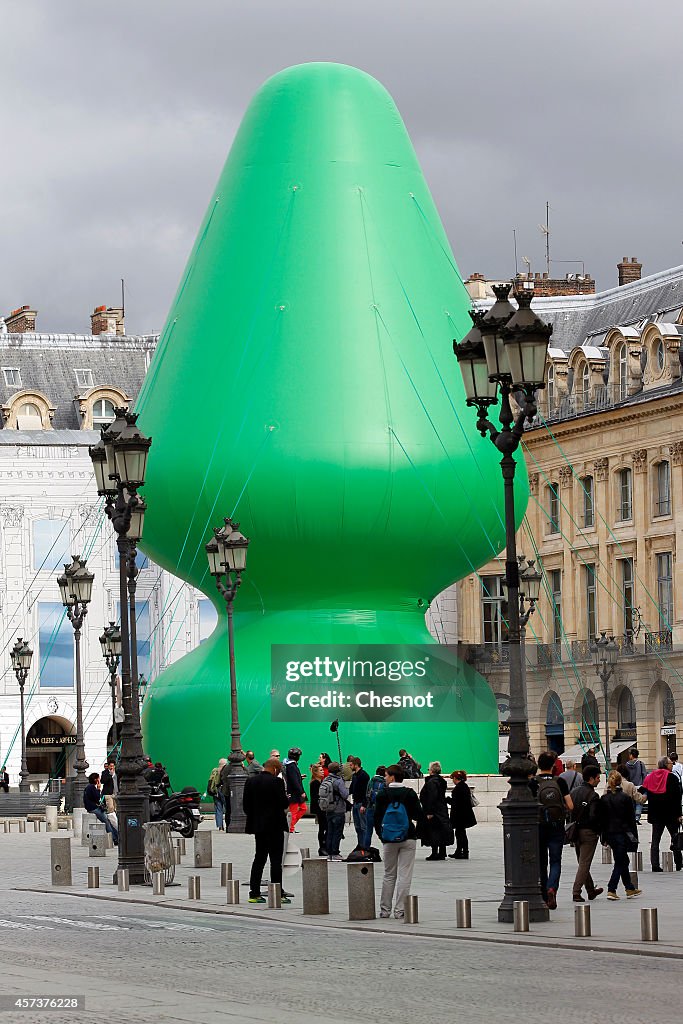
[0, 332, 158, 429]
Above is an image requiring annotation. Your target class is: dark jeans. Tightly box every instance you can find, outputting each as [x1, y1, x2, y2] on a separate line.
[455, 826, 469, 854]
[363, 808, 376, 848]
[326, 812, 345, 856]
[316, 813, 327, 854]
[249, 829, 285, 897]
[538, 824, 564, 897]
[606, 833, 632, 892]
[352, 804, 366, 845]
[93, 806, 118, 844]
[650, 819, 682, 869]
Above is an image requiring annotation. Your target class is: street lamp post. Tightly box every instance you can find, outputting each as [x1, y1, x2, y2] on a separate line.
[454, 285, 553, 923]
[89, 408, 152, 884]
[206, 517, 250, 833]
[100, 622, 122, 748]
[594, 631, 619, 771]
[10, 638, 33, 793]
[57, 556, 94, 808]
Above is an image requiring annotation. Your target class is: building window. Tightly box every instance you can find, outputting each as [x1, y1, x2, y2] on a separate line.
[199, 599, 218, 644]
[581, 361, 590, 404]
[617, 342, 628, 400]
[481, 576, 509, 646]
[547, 365, 555, 410]
[550, 568, 562, 644]
[662, 684, 676, 726]
[581, 690, 600, 744]
[92, 398, 116, 428]
[2, 389, 54, 430]
[655, 461, 671, 516]
[585, 563, 597, 641]
[74, 369, 94, 389]
[620, 558, 635, 636]
[33, 519, 71, 572]
[657, 552, 673, 631]
[546, 483, 560, 535]
[38, 602, 74, 688]
[617, 688, 636, 731]
[2, 367, 21, 388]
[656, 339, 665, 372]
[582, 475, 594, 528]
[17, 402, 43, 430]
[616, 468, 632, 521]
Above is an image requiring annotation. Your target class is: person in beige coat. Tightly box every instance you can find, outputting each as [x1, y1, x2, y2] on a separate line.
[621, 776, 648, 812]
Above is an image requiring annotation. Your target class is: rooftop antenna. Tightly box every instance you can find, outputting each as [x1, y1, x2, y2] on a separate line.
[522, 256, 532, 277]
[121, 278, 125, 319]
[538, 201, 550, 276]
[513, 229, 519, 276]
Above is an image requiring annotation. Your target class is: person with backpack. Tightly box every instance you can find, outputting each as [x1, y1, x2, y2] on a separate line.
[625, 749, 647, 822]
[570, 764, 604, 903]
[531, 750, 573, 910]
[398, 749, 421, 780]
[374, 763, 427, 919]
[207, 758, 227, 830]
[318, 761, 349, 861]
[363, 766, 386, 848]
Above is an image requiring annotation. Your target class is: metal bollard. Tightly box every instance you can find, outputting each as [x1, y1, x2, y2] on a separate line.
[87, 866, 100, 889]
[177, 837, 186, 856]
[302, 857, 329, 915]
[50, 837, 72, 886]
[513, 900, 529, 933]
[19, 819, 26, 833]
[33, 820, 39, 833]
[188, 876, 201, 900]
[268, 882, 282, 908]
[220, 862, 233, 886]
[117, 868, 130, 892]
[300, 847, 310, 860]
[226, 879, 240, 904]
[152, 871, 165, 896]
[635, 851, 643, 871]
[405, 895, 418, 924]
[641, 907, 659, 942]
[456, 898, 472, 929]
[601, 846, 612, 864]
[574, 904, 591, 937]
[630, 871, 639, 890]
[662, 852, 674, 872]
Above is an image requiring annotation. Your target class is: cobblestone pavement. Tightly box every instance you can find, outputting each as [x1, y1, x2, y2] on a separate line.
[1, 819, 682, 1022]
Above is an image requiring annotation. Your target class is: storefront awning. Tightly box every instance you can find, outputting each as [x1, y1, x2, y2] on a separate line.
[560, 738, 634, 764]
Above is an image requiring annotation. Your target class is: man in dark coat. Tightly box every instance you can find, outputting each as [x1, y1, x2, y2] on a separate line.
[641, 757, 683, 870]
[580, 748, 600, 770]
[0, 766, 9, 793]
[243, 758, 291, 904]
[349, 757, 370, 845]
[419, 761, 453, 860]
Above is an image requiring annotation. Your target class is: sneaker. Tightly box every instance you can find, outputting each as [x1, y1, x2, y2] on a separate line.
[626, 888, 642, 899]
[588, 888, 604, 900]
[248, 896, 267, 904]
[394, 911, 405, 919]
[572, 895, 585, 903]
[607, 891, 619, 900]
[329, 855, 343, 862]
[652, 866, 664, 872]
[280, 896, 291, 905]
[281, 890, 294, 899]
[379, 911, 390, 919]
[546, 888, 557, 910]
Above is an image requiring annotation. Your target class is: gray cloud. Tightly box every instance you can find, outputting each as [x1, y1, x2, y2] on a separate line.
[2, 0, 682, 333]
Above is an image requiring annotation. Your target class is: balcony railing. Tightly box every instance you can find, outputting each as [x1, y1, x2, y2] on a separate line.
[534, 384, 638, 426]
[645, 629, 673, 653]
[466, 633, 665, 671]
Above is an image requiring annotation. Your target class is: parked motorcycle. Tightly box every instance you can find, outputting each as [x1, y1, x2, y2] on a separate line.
[148, 783, 202, 838]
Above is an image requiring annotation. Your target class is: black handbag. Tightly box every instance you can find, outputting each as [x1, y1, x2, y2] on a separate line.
[624, 830, 639, 852]
[563, 821, 577, 846]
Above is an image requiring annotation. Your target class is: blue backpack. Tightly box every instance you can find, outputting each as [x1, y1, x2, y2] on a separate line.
[380, 799, 410, 843]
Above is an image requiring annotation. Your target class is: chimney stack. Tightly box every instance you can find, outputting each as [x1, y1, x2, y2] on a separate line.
[91, 305, 125, 336]
[4, 305, 37, 333]
[617, 257, 642, 287]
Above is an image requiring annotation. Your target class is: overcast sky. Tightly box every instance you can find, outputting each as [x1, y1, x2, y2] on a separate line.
[2, 1, 682, 335]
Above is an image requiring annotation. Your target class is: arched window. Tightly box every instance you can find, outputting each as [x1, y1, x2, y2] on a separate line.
[663, 684, 676, 725]
[656, 338, 665, 372]
[616, 342, 628, 400]
[92, 398, 115, 428]
[581, 690, 599, 743]
[617, 688, 636, 731]
[2, 390, 54, 430]
[17, 402, 42, 430]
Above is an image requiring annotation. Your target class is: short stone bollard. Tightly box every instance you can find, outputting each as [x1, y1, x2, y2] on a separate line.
[87, 866, 100, 889]
[3, 821, 10, 834]
[50, 837, 72, 886]
[152, 871, 165, 896]
[117, 868, 130, 892]
[405, 895, 418, 924]
[105, 831, 114, 849]
[226, 879, 240, 904]
[89, 826, 107, 858]
[574, 904, 591, 937]
[18, 820, 26, 834]
[188, 876, 201, 900]
[33, 820, 39, 833]
[601, 846, 612, 865]
[177, 837, 186, 856]
[635, 851, 643, 871]
[194, 832, 212, 868]
[641, 907, 658, 942]
[347, 862, 375, 921]
[302, 858, 329, 915]
[456, 898, 472, 929]
[45, 806, 58, 833]
[513, 901, 529, 933]
[268, 882, 282, 909]
[220, 862, 233, 886]
[662, 852, 674, 872]
[81, 813, 97, 847]
[73, 812, 82, 839]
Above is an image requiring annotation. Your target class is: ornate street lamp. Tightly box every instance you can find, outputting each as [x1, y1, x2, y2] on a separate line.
[10, 638, 33, 793]
[138, 674, 148, 709]
[205, 517, 250, 833]
[89, 407, 152, 885]
[455, 284, 553, 924]
[58, 555, 94, 806]
[594, 631, 619, 771]
[100, 622, 122, 747]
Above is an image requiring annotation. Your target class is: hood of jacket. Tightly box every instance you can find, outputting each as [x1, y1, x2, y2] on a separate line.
[642, 769, 670, 794]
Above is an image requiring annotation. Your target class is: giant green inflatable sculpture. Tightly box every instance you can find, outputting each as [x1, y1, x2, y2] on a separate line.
[137, 63, 527, 788]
